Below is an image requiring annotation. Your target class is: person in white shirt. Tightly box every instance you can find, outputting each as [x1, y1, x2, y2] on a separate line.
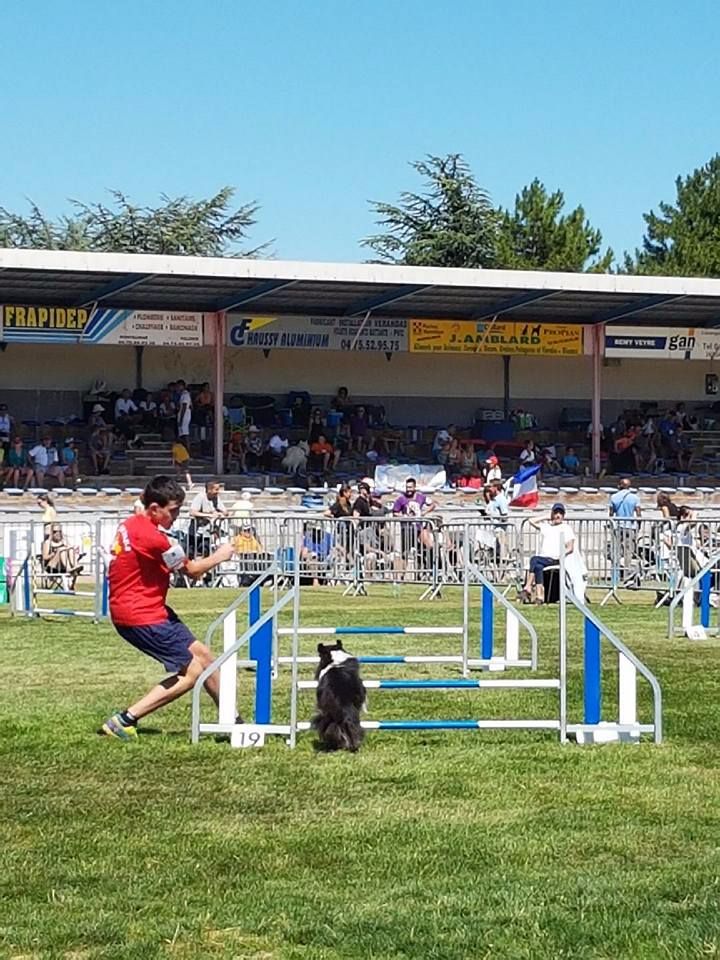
[518, 439, 537, 468]
[268, 432, 289, 460]
[432, 425, 455, 462]
[520, 503, 575, 604]
[28, 437, 65, 488]
[114, 389, 140, 440]
[483, 454, 502, 483]
[177, 379, 192, 447]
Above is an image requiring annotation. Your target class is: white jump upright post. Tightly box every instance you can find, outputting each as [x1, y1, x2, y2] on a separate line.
[218, 608, 237, 727]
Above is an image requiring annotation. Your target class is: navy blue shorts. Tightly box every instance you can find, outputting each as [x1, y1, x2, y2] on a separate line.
[114, 607, 196, 673]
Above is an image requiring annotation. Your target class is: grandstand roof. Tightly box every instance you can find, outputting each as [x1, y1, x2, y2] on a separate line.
[2, 248, 720, 326]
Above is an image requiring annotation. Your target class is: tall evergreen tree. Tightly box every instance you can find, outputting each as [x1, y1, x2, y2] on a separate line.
[363, 154, 499, 268]
[624, 155, 720, 276]
[0, 188, 266, 257]
[495, 178, 612, 272]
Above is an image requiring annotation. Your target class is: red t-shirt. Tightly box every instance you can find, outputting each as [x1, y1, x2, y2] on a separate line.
[108, 514, 172, 626]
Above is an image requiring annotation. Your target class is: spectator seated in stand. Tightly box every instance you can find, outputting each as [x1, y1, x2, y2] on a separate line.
[138, 392, 159, 429]
[194, 382, 214, 427]
[226, 430, 246, 474]
[265, 430, 289, 470]
[158, 391, 177, 441]
[560, 446, 580, 474]
[3, 437, 29, 488]
[60, 438, 80, 485]
[0, 403, 14, 459]
[541, 445, 560, 475]
[245, 425, 264, 471]
[89, 427, 112, 476]
[349, 405, 369, 453]
[27, 436, 65, 489]
[114, 388, 141, 440]
[482, 454, 502, 484]
[309, 435, 334, 476]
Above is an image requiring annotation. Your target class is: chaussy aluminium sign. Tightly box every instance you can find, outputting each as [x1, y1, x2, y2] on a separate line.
[1, 305, 207, 346]
[605, 326, 720, 360]
[227, 315, 408, 352]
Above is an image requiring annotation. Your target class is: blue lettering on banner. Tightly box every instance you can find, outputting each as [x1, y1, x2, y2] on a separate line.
[229, 320, 251, 346]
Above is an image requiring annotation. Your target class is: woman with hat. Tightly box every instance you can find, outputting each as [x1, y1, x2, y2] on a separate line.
[89, 404, 107, 429]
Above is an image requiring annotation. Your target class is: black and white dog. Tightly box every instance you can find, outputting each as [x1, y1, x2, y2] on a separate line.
[311, 641, 366, 752]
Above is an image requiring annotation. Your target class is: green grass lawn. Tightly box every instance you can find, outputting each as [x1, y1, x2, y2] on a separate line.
[2, 586, 720, 959]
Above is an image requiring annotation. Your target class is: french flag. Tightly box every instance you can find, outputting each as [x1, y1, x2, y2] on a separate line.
[508, 464, 541, 508]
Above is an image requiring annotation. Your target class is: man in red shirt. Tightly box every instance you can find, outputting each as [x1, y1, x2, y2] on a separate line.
[102, 475, 235, 741]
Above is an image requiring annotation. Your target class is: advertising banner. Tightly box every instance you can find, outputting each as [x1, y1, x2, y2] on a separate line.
[1, 305, 207, 346]
[227, 314, 408, 352]
[604, 326, 720, 360]
[409, 319, 583, 356]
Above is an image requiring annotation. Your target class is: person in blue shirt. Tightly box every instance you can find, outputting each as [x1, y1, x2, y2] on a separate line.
[561, 446, 581, 474]
[608, 478, 642, 584]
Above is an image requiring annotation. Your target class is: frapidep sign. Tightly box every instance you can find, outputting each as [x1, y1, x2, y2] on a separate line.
[227, 314, 408, 352]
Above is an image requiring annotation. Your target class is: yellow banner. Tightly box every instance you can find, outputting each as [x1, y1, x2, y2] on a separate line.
[409, 319, 583, 356]
[2, 304, 89, 331]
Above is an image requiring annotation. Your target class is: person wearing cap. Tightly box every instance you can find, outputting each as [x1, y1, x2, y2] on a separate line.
[520, 502, 575, 604]
[483, 454, 502, 484]
[89, 404, 107, 429]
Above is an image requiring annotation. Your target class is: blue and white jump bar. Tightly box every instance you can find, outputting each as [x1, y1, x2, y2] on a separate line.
[296, 719, 561, 731]
[276, 626, 464, 635]
[297, 678, 560, 690]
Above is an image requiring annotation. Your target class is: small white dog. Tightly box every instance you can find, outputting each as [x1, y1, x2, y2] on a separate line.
[282, 440, 309, 474]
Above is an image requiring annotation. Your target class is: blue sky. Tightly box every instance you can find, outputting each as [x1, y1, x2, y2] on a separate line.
[1, 0, 719, 265]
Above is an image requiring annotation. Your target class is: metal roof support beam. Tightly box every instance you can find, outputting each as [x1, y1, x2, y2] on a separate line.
[471, 289, 559, 322]
[595, 294, 686, 324]
[77, 273, 155, 308]
[344, 284, 431, 317]
[216, 279, 298, 312]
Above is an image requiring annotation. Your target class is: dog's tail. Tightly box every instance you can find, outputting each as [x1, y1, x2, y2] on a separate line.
[311, 711, 365, 752]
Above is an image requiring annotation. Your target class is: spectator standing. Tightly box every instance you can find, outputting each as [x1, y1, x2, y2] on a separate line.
[194, 382, 214, 427]
[176, 380, 193, 448]
[139, 393, 159, 429]
[326, 484, 353, 519]
[656, 491, 680, 520]
[393, 477, 436, 552]
[38, 493, 57, 528]
[609, 478, 642, 578]
[521, 503, 575, 604]
[188, 480, 227, 557]
[432, 425, 455, 462]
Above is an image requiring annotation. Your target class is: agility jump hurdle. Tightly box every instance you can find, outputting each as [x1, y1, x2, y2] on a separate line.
[191, 550, 662, 747]
[667, 549, 720, 639]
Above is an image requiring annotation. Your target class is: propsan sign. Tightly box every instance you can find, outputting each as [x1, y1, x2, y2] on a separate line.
[604, 326, 720, 360]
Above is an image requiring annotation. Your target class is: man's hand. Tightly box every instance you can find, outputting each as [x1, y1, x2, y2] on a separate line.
[214, 542, 235, 563]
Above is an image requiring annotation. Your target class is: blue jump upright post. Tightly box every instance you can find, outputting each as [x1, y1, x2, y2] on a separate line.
[249, 583, 273, 724]
[481, 585, 494, 660]
[700, 571, 712, 629]
[583, 617, 602, 726]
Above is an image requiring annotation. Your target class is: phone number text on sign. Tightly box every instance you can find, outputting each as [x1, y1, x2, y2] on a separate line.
[340, 338, 402, 352]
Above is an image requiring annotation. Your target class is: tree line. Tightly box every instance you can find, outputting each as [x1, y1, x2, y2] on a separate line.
[2, 152, 720, 276]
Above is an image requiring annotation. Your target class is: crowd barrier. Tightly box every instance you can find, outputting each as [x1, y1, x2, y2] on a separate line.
[4, 508, 720, 601]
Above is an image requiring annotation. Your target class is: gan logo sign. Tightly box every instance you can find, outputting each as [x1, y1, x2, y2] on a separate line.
[604, 326, 720, 360]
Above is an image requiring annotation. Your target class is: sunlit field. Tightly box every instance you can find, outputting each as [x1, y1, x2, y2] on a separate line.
[3, 586, 720, 959]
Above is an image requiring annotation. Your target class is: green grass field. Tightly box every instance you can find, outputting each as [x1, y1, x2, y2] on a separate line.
[3, 586, 720, 960]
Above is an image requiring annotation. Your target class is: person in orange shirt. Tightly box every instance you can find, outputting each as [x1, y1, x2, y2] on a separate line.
[309, 434, 334, 475]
